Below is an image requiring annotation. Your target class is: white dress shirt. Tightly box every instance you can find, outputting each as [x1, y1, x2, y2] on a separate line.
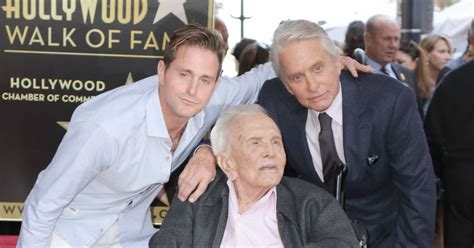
[18, 63, 276, 247]
[305, 84, 346, 182]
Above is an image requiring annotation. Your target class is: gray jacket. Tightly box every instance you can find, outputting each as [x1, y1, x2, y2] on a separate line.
[149, 170, 359, 247]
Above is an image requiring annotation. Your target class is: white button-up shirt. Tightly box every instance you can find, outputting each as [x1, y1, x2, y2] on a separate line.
[305, 84, 346, 182]
[18, 63, 276, 247]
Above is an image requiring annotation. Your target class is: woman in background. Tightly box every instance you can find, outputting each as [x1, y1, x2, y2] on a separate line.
[415, 34, 453, 114]
[237, 42, 270, 75]
[343, 20, 365, 59]
[395, 39, 420, 71]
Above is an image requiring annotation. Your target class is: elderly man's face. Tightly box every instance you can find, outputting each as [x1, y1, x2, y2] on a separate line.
[227, 113, 286, 192]
[279, 39, 342, 112]
[365, 20, 400, 66]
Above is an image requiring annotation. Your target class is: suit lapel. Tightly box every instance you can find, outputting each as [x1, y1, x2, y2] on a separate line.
[390, 63, 409, 83]
[279, 87, 323, 186]
[340, 73, 371, 185]
[390, 63, 402, 80]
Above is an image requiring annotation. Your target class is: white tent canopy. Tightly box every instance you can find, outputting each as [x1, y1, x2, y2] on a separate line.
[432, 0, 473, 55]
[326, 0, 473, 56]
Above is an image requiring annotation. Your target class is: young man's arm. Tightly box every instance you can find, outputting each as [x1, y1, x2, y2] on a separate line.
[18, 120, 116, 247]
[177, 145, 216, 202]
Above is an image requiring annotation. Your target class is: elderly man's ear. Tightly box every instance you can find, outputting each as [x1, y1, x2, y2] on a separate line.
[216, 154, 237, 180]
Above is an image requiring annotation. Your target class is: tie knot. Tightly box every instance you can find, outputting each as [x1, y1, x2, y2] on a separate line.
[380, 66, 389, 75]
[318, 113, 332, 131]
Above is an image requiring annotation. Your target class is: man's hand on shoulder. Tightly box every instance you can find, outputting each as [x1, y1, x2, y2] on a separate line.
[178, 145, 217, 203]
[340, 55, 374, 77]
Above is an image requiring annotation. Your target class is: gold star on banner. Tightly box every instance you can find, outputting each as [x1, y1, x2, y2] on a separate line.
[153, 0, 188, 24]
[57, 121, 69, 130]
[125, 72, 135, 85]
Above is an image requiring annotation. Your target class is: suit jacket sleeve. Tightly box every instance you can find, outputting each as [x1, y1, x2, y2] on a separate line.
[305, 198, 359, 247]
[385, 86, 436, 247]
[149, 194, 194, 247]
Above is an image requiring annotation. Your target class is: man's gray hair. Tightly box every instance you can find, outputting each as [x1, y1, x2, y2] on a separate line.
[270, 19, 340, 77]
[210, 104, 269, 156]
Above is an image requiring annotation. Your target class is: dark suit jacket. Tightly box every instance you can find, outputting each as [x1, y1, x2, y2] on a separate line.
[390, 63, 416, 89]
[436, 55, 464, 84]
[149, 170, 359, 247]
[360, 54, 423, 117]
[258, 71, 436, 247]
[391, 63, 424, 117]
[424, 60, 474, 176]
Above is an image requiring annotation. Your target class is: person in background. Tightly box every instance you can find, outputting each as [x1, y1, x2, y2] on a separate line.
[424, 60, 474, 248]
[215, 17, 229, 54]
[232, 38, 257, 63]
[363, 15, 423, 116]
[412, 34, 453, 248]
[343, 20, 365, 59]
[437, 19, 474, 83]
[414, 34, 453, 114]
[258, 19, 436, 247]
[238, 42, 270, 75]
[395, 39, 420, 71]
[149, 104, 359, 247]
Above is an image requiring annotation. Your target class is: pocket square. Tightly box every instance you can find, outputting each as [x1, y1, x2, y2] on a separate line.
[367, 154, 379, 166]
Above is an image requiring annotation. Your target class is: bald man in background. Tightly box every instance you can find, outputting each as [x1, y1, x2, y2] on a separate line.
[363, 15, 422, 116]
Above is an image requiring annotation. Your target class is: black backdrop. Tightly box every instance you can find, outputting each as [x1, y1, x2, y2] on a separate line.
[0, 0, 213, 227]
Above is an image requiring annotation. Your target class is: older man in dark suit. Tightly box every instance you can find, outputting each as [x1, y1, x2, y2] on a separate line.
[258, 19, 436, 247]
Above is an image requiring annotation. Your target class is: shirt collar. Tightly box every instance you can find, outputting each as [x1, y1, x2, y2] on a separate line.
[146, 80, 169, 138]
[226, 179, 277, 214]
[309, 82, 343, 126]
[366, 56, 384, 71]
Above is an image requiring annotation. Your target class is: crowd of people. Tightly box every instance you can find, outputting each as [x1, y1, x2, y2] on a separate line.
[15, 12, 474, 248]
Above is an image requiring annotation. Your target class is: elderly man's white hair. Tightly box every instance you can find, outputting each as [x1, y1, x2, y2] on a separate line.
[210, 104, 269, 157]
[270, 19, 340, 77]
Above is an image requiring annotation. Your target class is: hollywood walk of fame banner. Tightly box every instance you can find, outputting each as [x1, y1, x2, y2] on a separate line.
[0, 0, 214, 224]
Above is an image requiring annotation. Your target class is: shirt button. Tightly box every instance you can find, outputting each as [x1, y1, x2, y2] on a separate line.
[165, 155, 171, 160]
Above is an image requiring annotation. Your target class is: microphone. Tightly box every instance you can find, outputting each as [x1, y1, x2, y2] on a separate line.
[353, 48, 367, 65]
